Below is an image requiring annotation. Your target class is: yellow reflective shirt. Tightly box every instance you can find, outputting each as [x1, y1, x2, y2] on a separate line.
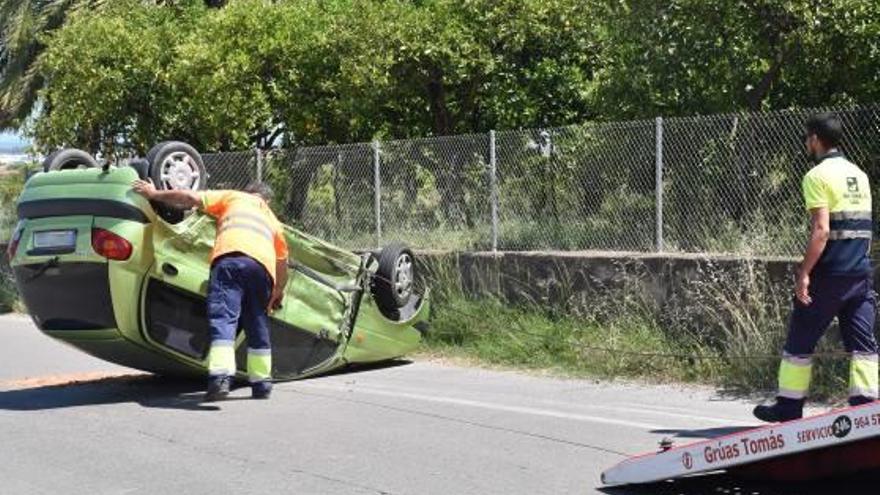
[801, 151, 872, 275]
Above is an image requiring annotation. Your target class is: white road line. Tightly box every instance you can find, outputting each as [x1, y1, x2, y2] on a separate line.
[600, 404, 751, 425]
[298, 382, 675, 431]
[621, 401, 824, 423]
[617, 402, 759, 422]
[531, 401, 748, 427]
[318, 380, 752, 427]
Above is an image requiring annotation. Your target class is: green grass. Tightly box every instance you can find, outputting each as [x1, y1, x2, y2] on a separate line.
[417, 254, 715, 383]
[417, 256, 863, 404]
[0, 270, 18, 314]
[0, 167, 29, 242]
[422, 295, 716, 382]
[0, 169, 25, 314]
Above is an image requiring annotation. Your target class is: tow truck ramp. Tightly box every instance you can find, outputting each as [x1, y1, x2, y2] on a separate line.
[602, 401, 880, 486]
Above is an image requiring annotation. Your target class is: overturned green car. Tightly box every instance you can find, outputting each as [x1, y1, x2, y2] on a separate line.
[7, 142, 429, 380]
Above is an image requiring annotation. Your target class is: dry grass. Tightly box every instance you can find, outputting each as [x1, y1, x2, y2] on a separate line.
[419, 255, 861, 402]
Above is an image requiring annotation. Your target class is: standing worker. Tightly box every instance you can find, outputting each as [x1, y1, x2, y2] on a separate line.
[754, 113, 878, 422]
[132, 180, 289, 401]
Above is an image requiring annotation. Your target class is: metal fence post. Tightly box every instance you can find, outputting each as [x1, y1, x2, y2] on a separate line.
[655, 117, 664, 252]
[489, 130, 499, 253]
[255, 147, 263, 183]
[372, 140, 382, 249]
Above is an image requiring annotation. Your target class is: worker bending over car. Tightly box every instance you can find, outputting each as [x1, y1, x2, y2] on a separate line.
[132, 179, 289, 401]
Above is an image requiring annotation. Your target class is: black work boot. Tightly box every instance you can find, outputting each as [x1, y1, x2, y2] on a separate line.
[251, 381, 273, 400]
[848, 395, 876, 407]
[204, 375, 231, 402]
[753, 397, 804, 422]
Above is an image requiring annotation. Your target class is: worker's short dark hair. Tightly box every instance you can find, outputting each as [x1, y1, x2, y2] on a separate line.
[244, 182, 273, 202]
[805, 112, 843, 148]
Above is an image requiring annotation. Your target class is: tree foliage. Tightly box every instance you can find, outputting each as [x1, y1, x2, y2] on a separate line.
[15, 0, 880, 154]
[0, 0, 105, 130]
[0, 0, 228, 131]
[592, 0, 880, 118]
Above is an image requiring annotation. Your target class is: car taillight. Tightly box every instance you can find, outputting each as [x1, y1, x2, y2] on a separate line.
[92, 228, 132, 260]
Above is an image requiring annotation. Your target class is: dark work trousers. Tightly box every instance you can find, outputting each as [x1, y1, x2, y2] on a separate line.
[206, 254, 273, 380]
[785, 274, 877, 357]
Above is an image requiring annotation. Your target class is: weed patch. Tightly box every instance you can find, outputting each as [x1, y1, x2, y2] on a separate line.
[419, 255, 868, 403]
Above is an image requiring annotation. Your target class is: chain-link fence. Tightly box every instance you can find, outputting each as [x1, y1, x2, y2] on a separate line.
[496, 122, 657, 252]
[205, 105, 880, 255]
[262, 144, 375, 246]
[203, 151, 259, 190]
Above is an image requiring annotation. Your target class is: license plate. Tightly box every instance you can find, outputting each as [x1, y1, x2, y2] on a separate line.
[33, 230, 77, 249]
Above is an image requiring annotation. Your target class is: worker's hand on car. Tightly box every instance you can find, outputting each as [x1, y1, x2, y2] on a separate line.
[268, 289, 284, 312]
[795, 270, 812, 306]
[132, 179, 157, 199]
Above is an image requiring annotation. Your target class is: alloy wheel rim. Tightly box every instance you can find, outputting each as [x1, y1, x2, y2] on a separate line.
[159, 152, 201, 190]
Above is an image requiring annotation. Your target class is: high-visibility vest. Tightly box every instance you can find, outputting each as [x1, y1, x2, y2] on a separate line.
[802, 151, 872, 276]
[200, 190, 289, 284]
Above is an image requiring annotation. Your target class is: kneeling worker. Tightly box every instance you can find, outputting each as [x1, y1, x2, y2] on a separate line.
[132, 179, 289, 401]
[754, 113, 878, 422]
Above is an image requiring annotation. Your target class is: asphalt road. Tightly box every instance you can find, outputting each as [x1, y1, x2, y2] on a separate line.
[0, 314, 874, 495]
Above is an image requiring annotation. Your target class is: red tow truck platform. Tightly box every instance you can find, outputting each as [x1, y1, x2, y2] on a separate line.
[602, 401, 880, 485]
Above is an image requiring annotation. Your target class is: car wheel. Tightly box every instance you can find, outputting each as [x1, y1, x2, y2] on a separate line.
[42, 148, 99, 172]
[128, 158, 149, 180]
[146, 141, 207, 191]
[372, 243, 415, 315]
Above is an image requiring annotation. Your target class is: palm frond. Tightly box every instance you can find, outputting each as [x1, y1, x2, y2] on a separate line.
[0, 0, 104, 128]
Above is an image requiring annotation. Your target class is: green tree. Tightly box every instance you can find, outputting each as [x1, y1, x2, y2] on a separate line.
[33, 1, 207, 154]
[0, 0, 101, 129]
[591, 0, 880, 119]
[0, 0, 229, 131]
[334, 0, 602, 137]
[33, 0, 372, 152]
[28, 0, 880, 151]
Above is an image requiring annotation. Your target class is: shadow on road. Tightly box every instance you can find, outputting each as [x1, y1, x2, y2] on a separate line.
[597, 472, 880, 495]
[0, 359, 415, 411]
[651, 426, 756, 439]
[310, 358, 414, 379]
[0, 374, 219, 411]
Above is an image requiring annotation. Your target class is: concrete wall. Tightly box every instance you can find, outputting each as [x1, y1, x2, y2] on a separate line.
[419, 250, 799, 310]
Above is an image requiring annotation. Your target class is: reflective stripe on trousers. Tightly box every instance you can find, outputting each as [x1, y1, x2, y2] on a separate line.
[777, 353, 812, 400]
[851, 352, 879, 399]
[207, 340, 236, 377]
[247, 348, 272, 383]
[206, 254, 273, 382]
[777, 352, 880, 401]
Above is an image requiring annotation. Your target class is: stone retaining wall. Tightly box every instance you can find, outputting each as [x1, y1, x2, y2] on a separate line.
[418, 250, 799, 310]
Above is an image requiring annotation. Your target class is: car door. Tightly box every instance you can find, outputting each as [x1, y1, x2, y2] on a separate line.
[250, 228, 363, 379]
[141, 213, 215, 365]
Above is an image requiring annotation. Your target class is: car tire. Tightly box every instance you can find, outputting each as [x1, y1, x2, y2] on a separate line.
[146, 141, 207, 192]
[42, 148, 99, 172]
[371, 243, 415, 316]
[128, 158, 150, 180]
[145, 141, 206, 224]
